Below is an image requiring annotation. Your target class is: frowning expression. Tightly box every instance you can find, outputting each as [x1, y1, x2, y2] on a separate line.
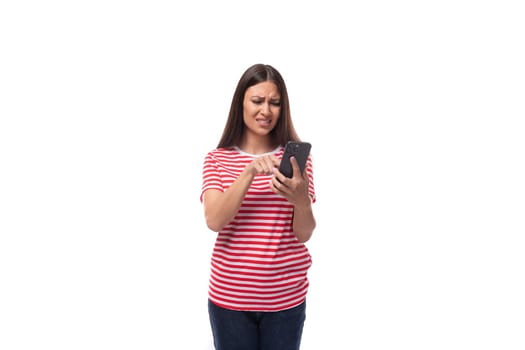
[242, 81, 281, 137]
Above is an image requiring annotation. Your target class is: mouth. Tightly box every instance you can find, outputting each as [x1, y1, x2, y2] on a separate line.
[255, 117, 272, 127]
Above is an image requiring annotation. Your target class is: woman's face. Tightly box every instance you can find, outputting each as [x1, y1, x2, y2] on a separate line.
[242, 80, 281, 138]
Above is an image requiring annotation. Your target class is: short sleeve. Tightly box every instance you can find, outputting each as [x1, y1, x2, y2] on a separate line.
[306, 154, 316, 203]
[200, 151, 224, 202]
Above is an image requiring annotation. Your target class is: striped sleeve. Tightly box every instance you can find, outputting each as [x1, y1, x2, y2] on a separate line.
[306, 154, 316, 203]
[200, 151, 224, 202]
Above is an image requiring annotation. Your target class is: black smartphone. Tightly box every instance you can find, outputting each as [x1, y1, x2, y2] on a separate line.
[279, 141, 312, 178]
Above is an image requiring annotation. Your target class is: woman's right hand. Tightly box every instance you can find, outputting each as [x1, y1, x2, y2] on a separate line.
[246, 155, 280, 176]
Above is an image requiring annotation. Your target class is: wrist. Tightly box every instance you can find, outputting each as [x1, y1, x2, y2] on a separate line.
[293, 197, 312, 210]
[241, 166, 257, 180]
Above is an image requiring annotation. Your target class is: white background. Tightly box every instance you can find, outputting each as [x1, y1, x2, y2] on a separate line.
[1, 1, 524, 349]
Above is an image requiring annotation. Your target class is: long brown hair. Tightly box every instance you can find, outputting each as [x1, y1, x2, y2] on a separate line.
[217, 64, 300, 148]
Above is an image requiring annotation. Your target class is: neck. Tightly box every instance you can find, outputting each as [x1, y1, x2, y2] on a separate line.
[239, 133, 276, 155]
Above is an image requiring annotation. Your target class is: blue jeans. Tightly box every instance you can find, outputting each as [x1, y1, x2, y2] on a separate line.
[208, 299, 306, 350]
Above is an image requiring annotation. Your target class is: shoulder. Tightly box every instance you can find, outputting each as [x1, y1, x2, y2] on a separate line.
[205, 147, 238, 159]
[203, 147, 241, 164]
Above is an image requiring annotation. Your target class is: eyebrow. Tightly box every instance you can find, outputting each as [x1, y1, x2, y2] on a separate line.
[250, 96, 281, 100]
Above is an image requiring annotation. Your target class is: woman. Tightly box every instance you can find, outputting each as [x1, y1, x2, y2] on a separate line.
[200, 63, 316, 350]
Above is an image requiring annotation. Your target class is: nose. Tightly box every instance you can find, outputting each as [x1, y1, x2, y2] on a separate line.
[261, 102, 272, 115]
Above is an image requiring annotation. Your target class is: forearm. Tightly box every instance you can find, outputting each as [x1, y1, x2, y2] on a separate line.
[203, 168, 255, 232]
[292, 200, 316, 243]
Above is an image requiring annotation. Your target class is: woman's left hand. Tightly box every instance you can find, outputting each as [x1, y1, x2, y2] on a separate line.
[271, 156, 310, 206]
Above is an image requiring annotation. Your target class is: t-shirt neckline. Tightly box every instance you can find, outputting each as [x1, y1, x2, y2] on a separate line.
[233, 145, 282, 157]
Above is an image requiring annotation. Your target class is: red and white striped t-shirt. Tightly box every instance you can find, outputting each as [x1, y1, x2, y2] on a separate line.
[201, 146, 316, 312]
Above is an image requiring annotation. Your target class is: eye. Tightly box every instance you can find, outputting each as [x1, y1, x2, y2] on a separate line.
[270, 101, 281, 107]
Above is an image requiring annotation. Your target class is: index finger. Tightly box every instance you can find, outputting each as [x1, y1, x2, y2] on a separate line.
[269, 154, 281, 167]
